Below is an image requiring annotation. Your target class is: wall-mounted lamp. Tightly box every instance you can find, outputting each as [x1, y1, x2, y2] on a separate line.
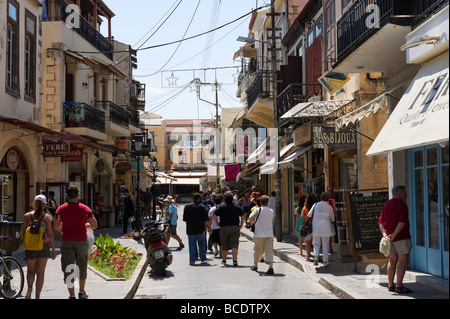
[307, 19, 315, 28]
[82, 82, 89, 89]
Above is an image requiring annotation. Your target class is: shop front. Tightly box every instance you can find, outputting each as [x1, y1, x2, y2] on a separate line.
[367, 50, 449, 279]
[0, 148, 30, 222]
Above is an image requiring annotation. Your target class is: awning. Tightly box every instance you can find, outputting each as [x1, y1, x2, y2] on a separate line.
[245, 99, 275, 128]
[281, 100, 353, 120]
[0, 117, 62, 135]
[278, 145, 313, 166]
[65, 51, 99, 68]
[236, 163, 262, 181]
[336, 95, 386, 130]
[246, 137, 270, 164]
[259, 143, 296, 175]
[335, 80, 411, 130]
[367, 52, 449, 156]
[44, 132, 114, 153]
[233, 45, 258, 60]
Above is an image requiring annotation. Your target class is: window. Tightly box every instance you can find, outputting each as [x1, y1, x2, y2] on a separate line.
[6, 0, 20, 96]
[24, 10, 36, 102]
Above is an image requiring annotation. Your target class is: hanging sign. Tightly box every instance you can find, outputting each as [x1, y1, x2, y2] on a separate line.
[225, 164, 241, 182]
[63, 147, 84, 162]
[319, 70, 350, 95]
[44, 141, 71, 157]
[313, 125, 357, 149]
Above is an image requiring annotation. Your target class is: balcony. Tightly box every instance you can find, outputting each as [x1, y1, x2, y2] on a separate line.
[277, 83, 323, 126]
[245, 70, 275, 128]
[97, 101, 130, 136]
[45, 0, 114, 60]
[412, 0, 449, 30]
[334, 0, 413, 74]
[130, 81, 146, 111]
[63, 102, 106, 141]
[127, 106, 141, 134]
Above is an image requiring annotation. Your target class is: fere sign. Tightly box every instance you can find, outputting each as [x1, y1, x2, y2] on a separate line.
[44, 141, 70, 157]
[313, 125, 357, 149]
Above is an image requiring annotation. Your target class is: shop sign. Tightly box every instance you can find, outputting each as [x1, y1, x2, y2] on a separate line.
[225, 164, 241, 182]
[115, 138, 129, 149]
[115, 162, 132, 172]
[6, 150, 19, 169]
[44, 141, 70, 157]
[313, 125, 357, 149]
[294, 122, 312, 147]
[63, 147, 84, 162]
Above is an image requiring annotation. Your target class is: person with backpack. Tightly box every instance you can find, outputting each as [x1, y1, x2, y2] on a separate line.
[22, 195, 56, 299]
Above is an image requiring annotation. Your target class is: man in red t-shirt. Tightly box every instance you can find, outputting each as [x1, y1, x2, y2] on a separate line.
[54, 186, 97, 299]
[379, 185, 412, 294]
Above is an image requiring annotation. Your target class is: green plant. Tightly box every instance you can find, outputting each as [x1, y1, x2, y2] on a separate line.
[89, 234, 141, 279]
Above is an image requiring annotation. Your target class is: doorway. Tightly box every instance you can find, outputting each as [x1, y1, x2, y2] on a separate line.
[410, 144, 449, 279]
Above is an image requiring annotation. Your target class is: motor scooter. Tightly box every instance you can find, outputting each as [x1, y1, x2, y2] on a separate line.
[140, 221, 172, 276]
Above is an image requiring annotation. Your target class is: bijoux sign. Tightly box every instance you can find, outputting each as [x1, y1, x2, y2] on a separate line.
[313, 125, 357, 149]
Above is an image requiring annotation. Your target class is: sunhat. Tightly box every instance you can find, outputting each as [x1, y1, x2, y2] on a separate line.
[164, 196, 174, 203]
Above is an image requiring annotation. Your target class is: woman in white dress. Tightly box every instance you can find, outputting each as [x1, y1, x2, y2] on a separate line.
[308, 192, 335, 267]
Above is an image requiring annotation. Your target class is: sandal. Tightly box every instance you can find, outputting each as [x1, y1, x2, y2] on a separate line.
[250, 266, 258, 271]
[395, 286, 413, 293]
[388, 285, 396, 292]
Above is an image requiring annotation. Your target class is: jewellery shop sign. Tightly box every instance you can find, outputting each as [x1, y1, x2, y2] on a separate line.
[313, 125, 357, 149]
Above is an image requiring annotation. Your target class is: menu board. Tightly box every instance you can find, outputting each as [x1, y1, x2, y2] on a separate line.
[347, 191, 389, 252]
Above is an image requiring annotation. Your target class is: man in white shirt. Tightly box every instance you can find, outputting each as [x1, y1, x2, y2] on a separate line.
[249, 195, 275, 275]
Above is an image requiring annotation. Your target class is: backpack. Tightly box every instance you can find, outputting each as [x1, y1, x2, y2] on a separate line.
[23, 213, 46, 251]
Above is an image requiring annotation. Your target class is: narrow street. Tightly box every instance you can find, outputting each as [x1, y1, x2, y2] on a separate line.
[134, 205, 337, 300]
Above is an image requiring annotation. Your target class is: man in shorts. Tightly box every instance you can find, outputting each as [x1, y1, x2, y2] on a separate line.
[54, 186, 98, 299]
[379, 185, 413, 294]
[213, 191, 245, 267]
[164, 196, 184, 250]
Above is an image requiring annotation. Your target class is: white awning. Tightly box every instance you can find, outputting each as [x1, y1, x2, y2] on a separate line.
[259, 143, 295, 175]
[281, 100, 353, 120]
[336, 95, 386, 130]
[278, 145, 313, 166]
[367, 52, 449, 156]
[335, 80, 412, 130]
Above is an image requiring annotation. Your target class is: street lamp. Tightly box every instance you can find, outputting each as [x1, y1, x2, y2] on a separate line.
[132, 134, 144, 237]
[150, 156, 158, 220]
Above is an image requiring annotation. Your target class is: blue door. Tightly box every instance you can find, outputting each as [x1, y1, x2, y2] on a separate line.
[410, 144, 449, 279]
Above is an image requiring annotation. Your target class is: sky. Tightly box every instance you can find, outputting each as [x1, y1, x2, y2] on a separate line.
[102, 0, 270, 120]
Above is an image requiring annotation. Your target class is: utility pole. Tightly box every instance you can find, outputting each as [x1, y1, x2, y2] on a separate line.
[269, 1, 282, 242]
[196, 79, 221, 186]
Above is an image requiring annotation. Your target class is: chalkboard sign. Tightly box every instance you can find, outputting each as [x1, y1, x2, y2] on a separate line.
[347, 190, 389, 252]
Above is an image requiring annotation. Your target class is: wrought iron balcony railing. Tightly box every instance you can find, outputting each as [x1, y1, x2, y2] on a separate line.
[97, 101, 129, 128]
[246, 70, 272, 110]
[45, 0, 113, 60]
[64, 102, 106, 133]
[336, 0, 413, 62]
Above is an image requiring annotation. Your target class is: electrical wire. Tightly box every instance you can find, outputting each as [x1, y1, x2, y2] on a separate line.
[139, 0, 202, 78]
[72, 0, 275, 56]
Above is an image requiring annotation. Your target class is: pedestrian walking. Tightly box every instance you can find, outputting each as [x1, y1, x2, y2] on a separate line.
[309, 192, 335, 267]
[143, 188, 153, 220]
[164, 196, 184, 250]
[295, 195, 307, 256]
[53, 186, 98, 299]
[208, 195, 223, 257]
[47, 191, 58, 218]
[122, 189, 135, 234]
[249, 195, 275, 274]
[22, 195, 56, 299]
[183, 193, 211, 265]
[213, 191, 245, 267]
[302, 195, 316, 260]
[379, 185, 413, 294]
